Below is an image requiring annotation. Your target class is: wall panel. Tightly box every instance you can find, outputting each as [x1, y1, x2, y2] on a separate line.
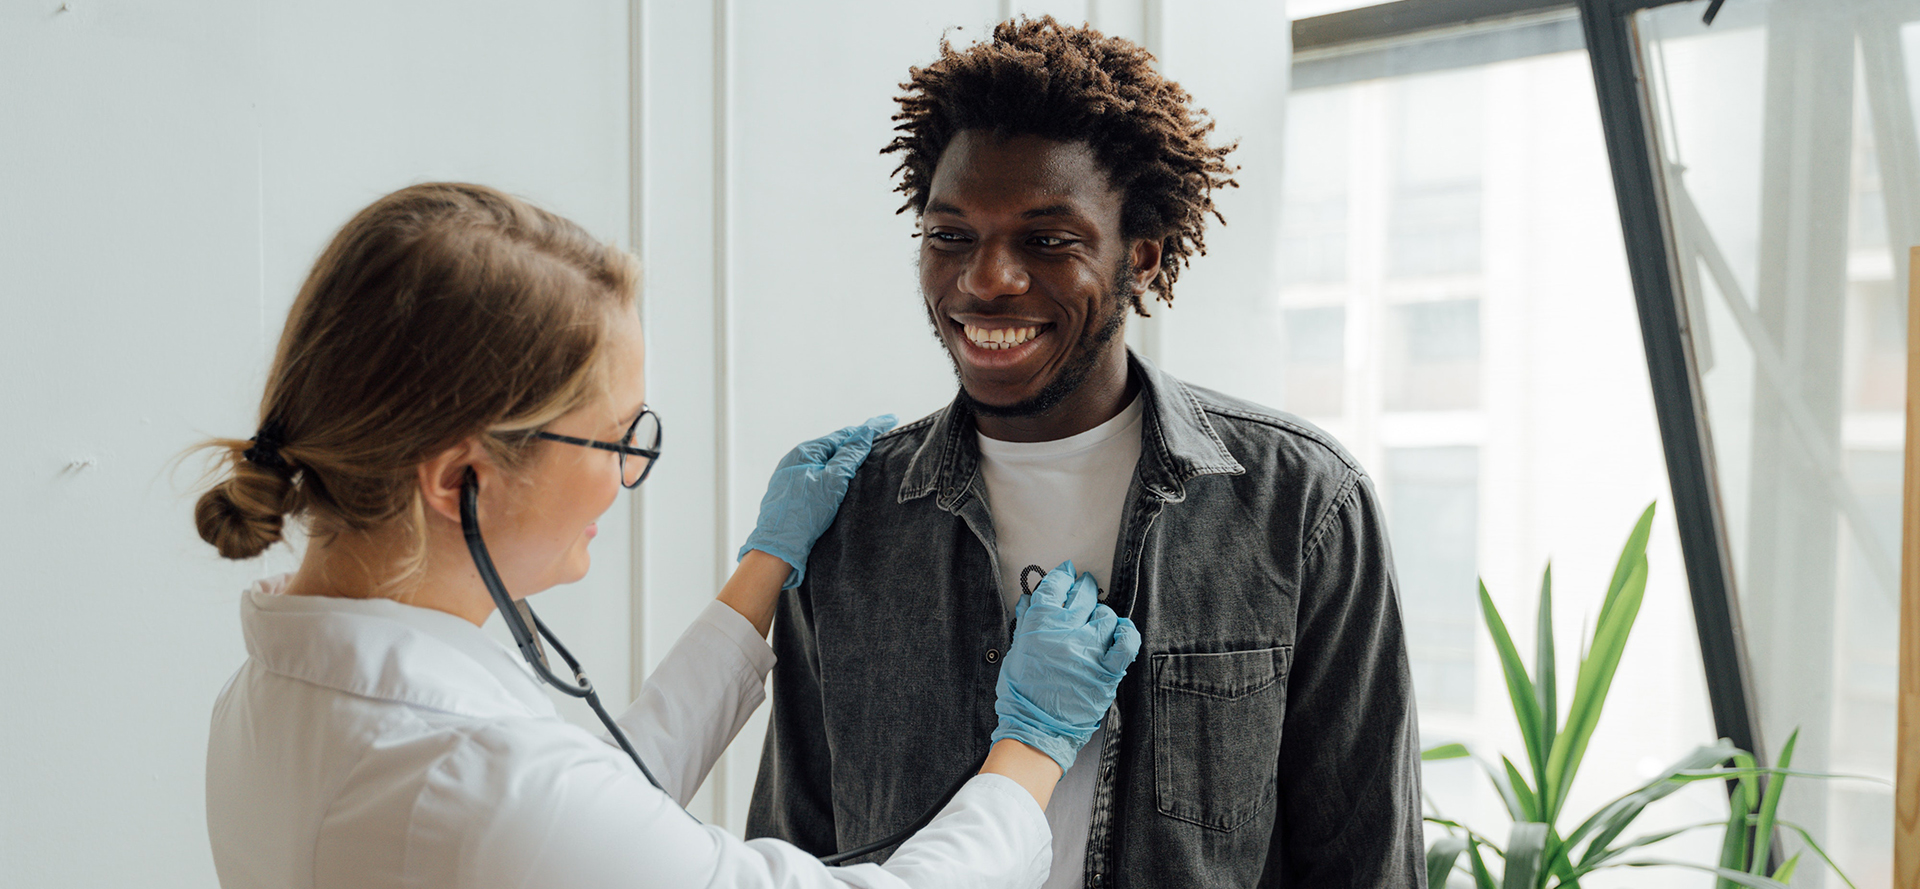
[0, 3, 631, 884]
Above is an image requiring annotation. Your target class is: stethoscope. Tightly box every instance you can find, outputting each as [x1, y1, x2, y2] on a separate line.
[458, 470, 975, 865]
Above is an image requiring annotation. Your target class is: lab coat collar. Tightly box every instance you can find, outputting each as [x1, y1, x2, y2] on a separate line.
[239, 575, 557, 720]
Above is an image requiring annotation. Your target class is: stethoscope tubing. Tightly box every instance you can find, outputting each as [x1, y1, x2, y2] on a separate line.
[458, 470, 974, 866]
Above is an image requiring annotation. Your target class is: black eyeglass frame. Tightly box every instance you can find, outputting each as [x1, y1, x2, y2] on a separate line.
[532, 407, 661, 489]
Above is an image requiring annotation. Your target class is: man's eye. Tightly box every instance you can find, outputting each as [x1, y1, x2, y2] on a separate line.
[926, 231, 971, 247]
[1031, 236, 1076, 248]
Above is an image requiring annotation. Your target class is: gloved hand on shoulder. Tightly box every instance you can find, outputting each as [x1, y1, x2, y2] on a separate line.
[991, 560, 1142, 772]
[738, 414, 896, 590]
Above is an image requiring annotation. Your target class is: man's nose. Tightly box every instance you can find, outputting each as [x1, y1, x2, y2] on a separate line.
[958, 240, 1030, 300]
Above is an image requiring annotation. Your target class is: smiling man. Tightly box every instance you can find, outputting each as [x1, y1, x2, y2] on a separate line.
[747, 18, 1424, 887]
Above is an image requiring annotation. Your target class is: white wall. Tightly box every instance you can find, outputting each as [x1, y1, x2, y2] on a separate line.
[0, 3, 631, 886]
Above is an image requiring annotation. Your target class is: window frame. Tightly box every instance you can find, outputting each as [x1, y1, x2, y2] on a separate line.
[1294, 0, 1770, 829]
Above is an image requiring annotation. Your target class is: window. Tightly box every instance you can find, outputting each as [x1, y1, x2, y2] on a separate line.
[1385, 298, 1481, 411]
[1386, 445, 1480, 715]
[1280, 11, 1720, 877]
[1282, 305, 1347, 416]
[1388, 72, 1484, 278]
[1635, 2, 1920, 884]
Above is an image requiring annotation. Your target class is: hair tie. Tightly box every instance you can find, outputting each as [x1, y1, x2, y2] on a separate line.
[243, 419, 291, 472]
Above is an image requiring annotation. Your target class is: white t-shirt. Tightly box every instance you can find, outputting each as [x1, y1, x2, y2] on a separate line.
[976, 394, 1144, 889]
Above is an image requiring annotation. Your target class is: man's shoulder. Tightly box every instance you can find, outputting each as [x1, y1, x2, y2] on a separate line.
[835, 406, 946, 502]
[872, 408, 943, 450]
[1173, 378, 1366, 482]
[863, 407, 942, 467]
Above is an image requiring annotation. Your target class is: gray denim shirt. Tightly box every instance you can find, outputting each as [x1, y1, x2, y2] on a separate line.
[747, 352, 1426, 887]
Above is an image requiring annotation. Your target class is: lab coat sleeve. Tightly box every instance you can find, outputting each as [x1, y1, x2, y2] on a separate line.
[444, 728, 1051, 889]
[609, 599, 777, 805]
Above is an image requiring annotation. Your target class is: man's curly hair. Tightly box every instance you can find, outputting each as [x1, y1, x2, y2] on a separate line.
[884, 16, 1238, 314]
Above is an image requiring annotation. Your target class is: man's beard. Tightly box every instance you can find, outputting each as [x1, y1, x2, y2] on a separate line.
[936, 260, 1133, 420]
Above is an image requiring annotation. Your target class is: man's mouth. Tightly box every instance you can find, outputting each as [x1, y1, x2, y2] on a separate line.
[961, 323, 1042, 351]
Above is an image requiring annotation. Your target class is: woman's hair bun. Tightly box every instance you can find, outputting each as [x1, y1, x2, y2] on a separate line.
[191, 182, 638, 569]
[194, 443, 297, 559]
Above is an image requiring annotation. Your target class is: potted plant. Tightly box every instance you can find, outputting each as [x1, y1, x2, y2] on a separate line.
[1421, 503, 1863, 888]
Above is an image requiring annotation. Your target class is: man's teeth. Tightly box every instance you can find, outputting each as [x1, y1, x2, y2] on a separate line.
[962, 324, 1041, 350]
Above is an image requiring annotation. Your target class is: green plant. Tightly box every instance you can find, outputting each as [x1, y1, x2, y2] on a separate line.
[1421, 503, 1862, 888]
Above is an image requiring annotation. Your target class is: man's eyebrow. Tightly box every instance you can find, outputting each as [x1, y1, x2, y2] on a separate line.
[921, 201, 1089, 221]
[1021, 204, 1084, 220]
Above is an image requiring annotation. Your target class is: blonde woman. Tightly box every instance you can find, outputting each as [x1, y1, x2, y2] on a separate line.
[197, 183, 1138, 889]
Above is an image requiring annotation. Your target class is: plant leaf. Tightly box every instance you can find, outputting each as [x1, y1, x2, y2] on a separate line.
[1424, 743, 1471, 762]
[1777, 820, 1862, 889]
[1607, 859, 1789, 888]
[1481, 581, 1546, 784]
[1731, 752, 1762, 823]
[1479, 756, 1526, 822]
[1535, 563, 1557, 806]
[1425, 817, 1507, 855]
[1771, 853, 1800, 883]
[1597, 503, 1657, 628]
[1429, 835, 1469, 889]
[1466, 837, 1499, 889]
[1568, 740, 1740, 865]
[1541, 825, 1582, 889]
[1503, 822, 1549, 889]
[1545, 552, 1647, 821]
[1750, 727, 1797, 874]
[1504, 756, 1541, 822]
[1669, 766, 1887, 784]
[1716, 758, 1755, 889]
[1576, 820, 1729, 872]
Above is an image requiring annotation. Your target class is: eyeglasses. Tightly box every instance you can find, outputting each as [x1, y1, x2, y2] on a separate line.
[533, 407, 662, 488]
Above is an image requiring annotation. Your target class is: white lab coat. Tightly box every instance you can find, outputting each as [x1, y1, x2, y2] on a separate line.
[206, 576, 1050, 889]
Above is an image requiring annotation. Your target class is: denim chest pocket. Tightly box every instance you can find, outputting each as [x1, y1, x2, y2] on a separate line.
[1151, 646, 1292, 831]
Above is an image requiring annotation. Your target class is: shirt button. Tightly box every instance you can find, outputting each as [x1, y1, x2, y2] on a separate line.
[985, 648, 1000, 664]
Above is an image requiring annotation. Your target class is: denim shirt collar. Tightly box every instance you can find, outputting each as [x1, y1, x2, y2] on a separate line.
[897, 348, 1245, 510]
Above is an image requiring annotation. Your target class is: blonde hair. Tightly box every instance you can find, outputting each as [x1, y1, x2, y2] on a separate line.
[194, 182, 639, 572]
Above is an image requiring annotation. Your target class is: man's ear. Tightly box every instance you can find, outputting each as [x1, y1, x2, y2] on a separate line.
[1129, 238, 1165, 298]
[417, 438, 491, 525]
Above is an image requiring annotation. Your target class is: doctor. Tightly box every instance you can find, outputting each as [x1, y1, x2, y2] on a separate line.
[196, 182, 1138, 889]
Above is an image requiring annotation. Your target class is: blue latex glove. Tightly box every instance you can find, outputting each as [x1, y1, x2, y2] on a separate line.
[738, 415, 896, 589]
[991, 560, 1142, 772]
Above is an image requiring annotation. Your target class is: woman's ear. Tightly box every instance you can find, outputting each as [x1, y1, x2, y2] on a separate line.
[417, 438, 490, 525]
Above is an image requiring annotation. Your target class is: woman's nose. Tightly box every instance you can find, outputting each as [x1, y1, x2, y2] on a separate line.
[959, 241, 1030, 300]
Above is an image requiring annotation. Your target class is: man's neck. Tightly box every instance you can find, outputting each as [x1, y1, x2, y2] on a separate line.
[973, 352, 1137, 443]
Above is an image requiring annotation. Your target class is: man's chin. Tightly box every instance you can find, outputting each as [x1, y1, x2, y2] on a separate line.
[958, 381, 1064, 419]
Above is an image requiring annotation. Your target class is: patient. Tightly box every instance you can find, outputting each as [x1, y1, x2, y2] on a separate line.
[747, 18, 1425, 887]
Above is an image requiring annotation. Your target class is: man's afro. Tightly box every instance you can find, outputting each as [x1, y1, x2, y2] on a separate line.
[884, 16, 1239, 313]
